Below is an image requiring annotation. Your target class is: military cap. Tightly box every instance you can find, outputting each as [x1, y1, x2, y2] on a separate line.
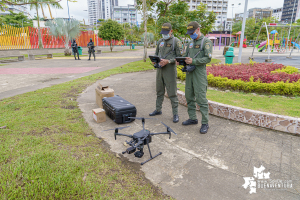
[186, 21, 200, 35]
[160, 23, 172, 34]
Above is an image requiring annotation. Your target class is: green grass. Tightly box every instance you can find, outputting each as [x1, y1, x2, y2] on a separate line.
[0, 59, 169, 199]
[209, 58, 221, 64]
[178, 83, 300, 117]
[102, 49, 139, 53]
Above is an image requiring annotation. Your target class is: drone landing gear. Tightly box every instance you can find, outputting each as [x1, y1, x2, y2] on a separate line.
[141, 141, 162, 165]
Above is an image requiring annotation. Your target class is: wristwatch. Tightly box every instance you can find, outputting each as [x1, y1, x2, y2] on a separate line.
[168, 60, 171, 64]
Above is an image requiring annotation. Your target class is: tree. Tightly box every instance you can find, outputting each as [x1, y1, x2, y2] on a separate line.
[98, 19, 124, 52]
[3, 0, 66, 49]
[141, 32, 154, 47]
[124, 23, 139, 49]
[45, 18, 80, 55]
[0, 11, 33, 27]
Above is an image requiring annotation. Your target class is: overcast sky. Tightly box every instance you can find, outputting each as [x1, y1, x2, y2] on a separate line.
[28, 0, 285, 22]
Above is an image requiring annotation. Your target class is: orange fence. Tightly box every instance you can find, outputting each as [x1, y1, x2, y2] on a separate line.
[0, 25, 124, 50]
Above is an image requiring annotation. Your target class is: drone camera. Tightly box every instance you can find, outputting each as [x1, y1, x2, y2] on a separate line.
[126, 146, 136, 154]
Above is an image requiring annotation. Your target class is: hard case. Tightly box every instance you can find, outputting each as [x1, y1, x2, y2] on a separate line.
[102, 95, 137, 124]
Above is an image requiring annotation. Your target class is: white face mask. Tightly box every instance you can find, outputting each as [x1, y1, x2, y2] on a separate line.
[162, 34, 170, 40]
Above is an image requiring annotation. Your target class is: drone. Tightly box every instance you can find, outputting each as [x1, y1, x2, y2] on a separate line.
[103, 117, 177, 165]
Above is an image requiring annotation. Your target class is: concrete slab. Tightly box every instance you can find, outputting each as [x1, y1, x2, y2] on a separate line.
[77, 71, 300, 199]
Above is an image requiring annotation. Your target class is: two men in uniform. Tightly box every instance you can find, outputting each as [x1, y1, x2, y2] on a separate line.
[150, 23, 182, 123]
[152, 22, 212, 134]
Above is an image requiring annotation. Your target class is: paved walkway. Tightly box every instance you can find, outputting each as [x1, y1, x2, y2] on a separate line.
[0, 48, 155, 99]
[78, 71, 300, 200]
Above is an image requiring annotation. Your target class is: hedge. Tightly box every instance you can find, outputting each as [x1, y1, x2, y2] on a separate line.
[177, 65, 300, 96]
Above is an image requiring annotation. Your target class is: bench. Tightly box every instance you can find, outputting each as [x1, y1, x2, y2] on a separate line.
[0, 51, 25, 62]
[28, 49, 53, 60]
[95, 47, 101, 54]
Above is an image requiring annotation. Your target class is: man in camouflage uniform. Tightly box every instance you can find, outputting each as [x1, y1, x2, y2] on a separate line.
[87, 38, 96, 61]
[71, 39, 80, 60]
[181, 21, 213, 134]
[149, 23, 183, 123]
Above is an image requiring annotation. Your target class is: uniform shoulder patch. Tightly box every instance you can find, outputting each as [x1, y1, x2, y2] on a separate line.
[205, 43, 211, 49]
[189, 43, 193, 48]
[160, 42, 164, 47]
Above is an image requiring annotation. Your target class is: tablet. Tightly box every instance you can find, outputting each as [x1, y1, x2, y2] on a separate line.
[175, 57, 186, 65]
[149, 55, 161, 63]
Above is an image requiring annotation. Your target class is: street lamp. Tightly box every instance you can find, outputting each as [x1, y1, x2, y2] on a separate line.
[230, 3, 241, 44]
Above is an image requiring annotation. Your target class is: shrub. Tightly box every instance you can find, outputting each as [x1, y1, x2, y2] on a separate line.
[271, 66, 299, 74]
[176, 63, 300, 96]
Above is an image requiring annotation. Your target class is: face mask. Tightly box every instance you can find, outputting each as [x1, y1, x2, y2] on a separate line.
[162, 34, 170, 40]
[190, 32, 198, 40]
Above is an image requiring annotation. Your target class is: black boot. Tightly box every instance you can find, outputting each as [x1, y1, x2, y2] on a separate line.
[200, 124, 209, 134]
[182, 119, 198, 125]
[149, 110, 162, 116]
[173, 115, 179, 123]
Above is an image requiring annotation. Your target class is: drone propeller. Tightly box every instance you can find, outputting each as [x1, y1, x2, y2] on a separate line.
[102, 126, 131, 132]
[161, 122, 177, 135]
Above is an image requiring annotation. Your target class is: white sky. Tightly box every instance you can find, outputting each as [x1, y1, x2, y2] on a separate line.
[27, 0, 285, 22]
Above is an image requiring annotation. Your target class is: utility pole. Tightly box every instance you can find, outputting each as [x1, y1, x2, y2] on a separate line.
[287, 0, 296, 52]
[238, 0, 249, 63]
[143, 0, 147, 62]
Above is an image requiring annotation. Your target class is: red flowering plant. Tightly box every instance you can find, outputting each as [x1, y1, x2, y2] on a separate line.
[207, 63, 300, 83]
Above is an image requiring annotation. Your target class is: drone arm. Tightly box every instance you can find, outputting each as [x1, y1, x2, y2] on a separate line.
[150, 132, 172, 139]
[115, 133, 133, 138]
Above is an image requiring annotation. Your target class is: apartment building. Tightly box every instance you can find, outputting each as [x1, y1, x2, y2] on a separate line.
[87, 0, 118, 25]
[281, 0, 300, 23]
[183, 0, 229, 30]
[272, 8, 283, 21]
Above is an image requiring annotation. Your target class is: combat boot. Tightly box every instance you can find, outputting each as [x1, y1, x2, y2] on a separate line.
[182, 119, 198, 125]
[200, 124, 209, 134]
[149, 110, 162, 116]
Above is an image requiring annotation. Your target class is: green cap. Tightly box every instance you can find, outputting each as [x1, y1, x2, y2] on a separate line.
[186, 21, 200, 35]
[160, 23, 172, 34]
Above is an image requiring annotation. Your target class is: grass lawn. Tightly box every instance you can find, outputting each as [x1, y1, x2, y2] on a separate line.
[177, 83, 300, 117]
[0, 59, 170, 199]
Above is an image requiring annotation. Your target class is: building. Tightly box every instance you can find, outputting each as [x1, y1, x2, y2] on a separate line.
[235, 12, 248, 21]
[112, 5, 142, 26]
[182, 0, 229, 31]
[248, 7, 273, 20]
[281, 0, 299, 23]
[0, 4, 31, 18]
[225, 18, 233, 31]
[272, 8, 283, 21]
[87, 0, 119, 25]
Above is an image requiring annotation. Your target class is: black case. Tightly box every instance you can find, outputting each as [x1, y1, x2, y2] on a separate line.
[102, 95, 137, 124]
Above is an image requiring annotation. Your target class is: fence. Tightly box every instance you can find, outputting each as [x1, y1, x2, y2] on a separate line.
[0, 25, 124, 50]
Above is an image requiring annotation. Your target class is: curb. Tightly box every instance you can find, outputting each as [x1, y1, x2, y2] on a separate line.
[173, 91, 300, 135]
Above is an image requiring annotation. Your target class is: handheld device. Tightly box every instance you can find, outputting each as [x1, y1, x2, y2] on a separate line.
[149, 55, 162, 68]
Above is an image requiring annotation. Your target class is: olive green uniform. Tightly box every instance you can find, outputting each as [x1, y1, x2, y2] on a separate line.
[183, 35, 213, 124]
[154, 35, 182, 115]
[88, 41, 95, 60]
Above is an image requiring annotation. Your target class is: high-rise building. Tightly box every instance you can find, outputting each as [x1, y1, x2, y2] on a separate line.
[182, 0, 229, 31]
[272, 8, 283, 21]
[248, 7, 273, 20]
[87, 0, 119, 25]
[281, 0, 299, 23]
[112, 5, 142, 26]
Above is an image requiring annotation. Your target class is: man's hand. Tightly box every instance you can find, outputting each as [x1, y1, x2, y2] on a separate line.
[185, 57, 193, 64]
[159, 59, 169, 67]
[176, 61, 180, 65]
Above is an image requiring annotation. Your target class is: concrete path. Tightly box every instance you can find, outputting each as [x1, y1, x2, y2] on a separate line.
[78, 71, 300, 200]
[0, 48, 155, 100]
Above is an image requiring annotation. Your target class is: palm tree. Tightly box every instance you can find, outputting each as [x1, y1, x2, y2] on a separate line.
[29, 0, 62, 49]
